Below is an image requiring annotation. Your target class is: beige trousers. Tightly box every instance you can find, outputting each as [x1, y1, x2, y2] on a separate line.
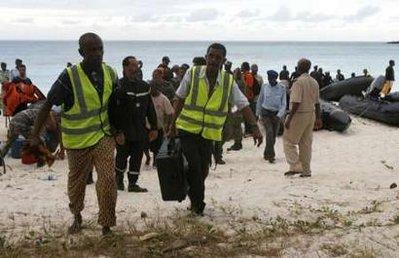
[380, 81, 394, 97]
[283, 112, 315, 175]
[67, 136, 117, 227]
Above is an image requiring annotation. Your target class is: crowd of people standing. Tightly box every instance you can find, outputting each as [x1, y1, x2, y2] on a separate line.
[4, 32, 393, 237]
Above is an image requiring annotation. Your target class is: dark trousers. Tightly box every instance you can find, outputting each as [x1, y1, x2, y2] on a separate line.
[245, 101, 256, 134]
[213, 141, 223, 161]
[179, 131, 212, 210]
[261, 110, 280, 159]
[115, 140, 145, 185]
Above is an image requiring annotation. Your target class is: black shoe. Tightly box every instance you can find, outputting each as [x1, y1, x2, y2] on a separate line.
[128, 184, 148, 193]
[227, 143, 242, 151]
[215, 159, 226, 165]
[191, 202, 205, 216]
[268, 158, 276, 164]
[0, 156, 4, 175]
[68, 213, 82, 234]
[102, 226, 112, 236]
[37, 159, 45, 168]
[284, 171, 302, 176]
[300, 173, 312, 178]
[86, 174, 94, 185]
[116, 174, 124, 191]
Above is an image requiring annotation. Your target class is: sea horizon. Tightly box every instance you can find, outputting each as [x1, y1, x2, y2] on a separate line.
[0, 39, 392, 43]
[0, 40, 398, 93]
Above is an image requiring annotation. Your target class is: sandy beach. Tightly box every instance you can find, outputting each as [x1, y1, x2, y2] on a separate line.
[1, 114, 399, 257]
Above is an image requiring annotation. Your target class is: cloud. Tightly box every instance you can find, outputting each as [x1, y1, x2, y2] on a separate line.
[163, 16, 184, 23]
[295, 12, 335, 22]
[61, 19, 81, 25]
[344, 5, 380, 22]
[186, 8, 219, 22]
[12, 18, 35, 24]
[266, 6, 334, 23]
[236, 9, 260, 18]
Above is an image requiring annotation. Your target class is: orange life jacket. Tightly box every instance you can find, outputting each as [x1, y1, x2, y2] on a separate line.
[3, 82, 40, 116]
[243, 72, 255, 101]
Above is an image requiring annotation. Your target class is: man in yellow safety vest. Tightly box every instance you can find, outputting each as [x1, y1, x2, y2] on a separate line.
[29, 33, 124, 236]
[168, 43, 263, 215]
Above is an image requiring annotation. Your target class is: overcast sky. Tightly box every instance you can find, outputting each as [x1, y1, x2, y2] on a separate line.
[1, 0, 398, 41]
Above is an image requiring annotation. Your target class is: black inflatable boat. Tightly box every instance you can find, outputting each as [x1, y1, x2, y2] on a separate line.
[385, 92, 399, 102]
[278, 102, 351, 134]
[320, 101, 351, 132]
[320, 76, 374, 101]
[339, 95, 399, 126]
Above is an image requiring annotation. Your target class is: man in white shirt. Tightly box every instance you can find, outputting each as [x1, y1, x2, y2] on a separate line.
[10, 59, 23, 80]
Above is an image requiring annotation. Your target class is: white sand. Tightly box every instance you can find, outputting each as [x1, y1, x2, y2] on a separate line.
[1, 115, 399, 256]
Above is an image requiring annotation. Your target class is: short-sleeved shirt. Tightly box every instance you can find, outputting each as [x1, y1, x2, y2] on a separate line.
[47, 64, 117, 112]
[10, 68, 19, 80]
[290, 73, 319, 113]
[151, 93, 174, 130]
[176, 67, 249, 110]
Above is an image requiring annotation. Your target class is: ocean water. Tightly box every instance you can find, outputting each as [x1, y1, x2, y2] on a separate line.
[0, 41, 398, 93]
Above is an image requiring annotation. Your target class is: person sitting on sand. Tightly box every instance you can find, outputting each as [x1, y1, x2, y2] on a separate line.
[0, 107, 59, 165]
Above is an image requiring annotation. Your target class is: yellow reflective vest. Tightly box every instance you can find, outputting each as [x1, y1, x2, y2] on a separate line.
[176, 65, 233, 141]
[61, 63, 116, 149]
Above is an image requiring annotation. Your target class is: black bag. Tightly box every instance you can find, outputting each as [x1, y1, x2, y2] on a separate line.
[156, 138, 188, 202]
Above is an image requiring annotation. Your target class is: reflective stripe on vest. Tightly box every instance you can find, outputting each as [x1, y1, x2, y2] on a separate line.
[176, 66, 233, 141]
[61, 63, 115, 149]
